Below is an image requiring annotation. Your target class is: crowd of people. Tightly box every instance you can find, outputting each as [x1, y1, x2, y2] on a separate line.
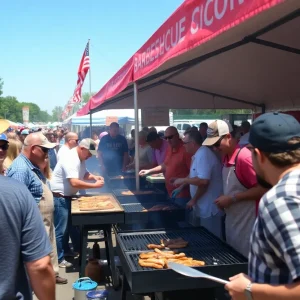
[0, 113, 300, 299]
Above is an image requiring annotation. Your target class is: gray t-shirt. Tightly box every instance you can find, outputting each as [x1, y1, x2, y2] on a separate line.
[0, 176, 52, 300]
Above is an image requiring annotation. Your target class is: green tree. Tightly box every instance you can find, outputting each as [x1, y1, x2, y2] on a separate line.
[52, 106, 63, 122]
[81, 92, 96, 105]
[0, 78, 3, 96]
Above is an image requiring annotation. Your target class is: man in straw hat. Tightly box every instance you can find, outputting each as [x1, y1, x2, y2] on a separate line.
[0, 120, 56, 298]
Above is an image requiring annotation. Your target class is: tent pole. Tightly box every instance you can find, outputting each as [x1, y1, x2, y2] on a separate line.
[134, 82, 140, 191]
[89, 112, 92, 138]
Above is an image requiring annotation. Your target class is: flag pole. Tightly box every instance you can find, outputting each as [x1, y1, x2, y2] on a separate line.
[88, 39, 93, 138]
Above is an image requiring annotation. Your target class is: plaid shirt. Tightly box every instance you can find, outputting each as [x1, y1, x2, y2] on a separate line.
[6, 154, 45, 204]
[249, 169, 300, 284]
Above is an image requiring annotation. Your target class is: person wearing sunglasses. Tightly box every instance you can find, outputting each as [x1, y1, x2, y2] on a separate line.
[202, 120, 267, 258]
[139, 126, 192, 207]
[172, 130, 224, 239]
[57, 131, 79, 161]
[0, 133, 9, 175]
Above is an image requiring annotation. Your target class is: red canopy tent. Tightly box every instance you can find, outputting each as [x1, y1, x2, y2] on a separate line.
[78, 0, 300, 115]
[77, 0, 299, 188]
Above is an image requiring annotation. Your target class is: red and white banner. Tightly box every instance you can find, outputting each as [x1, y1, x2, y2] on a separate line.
[77, 0, 283, 116]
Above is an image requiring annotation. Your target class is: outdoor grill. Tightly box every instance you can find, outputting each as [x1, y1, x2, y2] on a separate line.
[122, 202, 185, 225]
[116, 227, 247, 294]
[108, 174, 147, 190]
[113, 188, 166, 204]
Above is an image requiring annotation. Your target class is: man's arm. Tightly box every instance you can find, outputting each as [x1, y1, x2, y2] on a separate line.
[183, 177, 209, 187]
[69, 178, 103, 189]
[20, 187, 55, 299]
[235, 184, 267, 202]
[149, 163, 166, 174]
[26, 255, 55, 300]
[252, 281, 300, 300]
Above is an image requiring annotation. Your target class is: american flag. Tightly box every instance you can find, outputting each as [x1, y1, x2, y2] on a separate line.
[70, 41, 90, 103]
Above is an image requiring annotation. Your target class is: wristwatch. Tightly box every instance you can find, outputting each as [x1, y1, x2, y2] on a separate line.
[244, 282, 253, 300]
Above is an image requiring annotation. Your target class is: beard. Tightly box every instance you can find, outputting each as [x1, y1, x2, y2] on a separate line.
[256, 174, 273, 189]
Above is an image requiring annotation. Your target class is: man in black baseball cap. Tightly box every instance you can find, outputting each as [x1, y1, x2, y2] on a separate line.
[226, 112, 300, 299]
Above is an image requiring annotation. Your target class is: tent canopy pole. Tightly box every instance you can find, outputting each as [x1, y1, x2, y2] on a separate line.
[133, 82, 140, 191]
[89, 112, 92, 138]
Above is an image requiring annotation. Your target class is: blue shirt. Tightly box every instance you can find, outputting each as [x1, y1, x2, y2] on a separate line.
[0, 176, 52, 300]
[48, 148, 57, 170]
[6, 154, 46, 204]
[98, 134, 128, 175]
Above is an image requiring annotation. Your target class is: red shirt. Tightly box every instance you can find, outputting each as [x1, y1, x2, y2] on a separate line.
[164, 142, 192, 198]
[223, 146, 259, 215]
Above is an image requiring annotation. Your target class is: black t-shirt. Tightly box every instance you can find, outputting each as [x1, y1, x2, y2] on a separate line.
[98, 134, 128, 174]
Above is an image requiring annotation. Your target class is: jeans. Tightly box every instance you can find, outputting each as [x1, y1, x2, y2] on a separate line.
[54, 196, 68, 262]
[170, 197, 190, 208]
[63, 198, 80, 254]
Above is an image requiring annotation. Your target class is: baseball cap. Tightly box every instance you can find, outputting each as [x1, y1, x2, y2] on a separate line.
[0, 119, 9, 134]
[36, 133, 56, 149]
[0, 133, 8, 142]
[21, 129, 29, 135]
[146, 131, 160, 143]
[79, 138, 97, 155]
[249, 112, 300, 153]
[202, 120, 233, 146]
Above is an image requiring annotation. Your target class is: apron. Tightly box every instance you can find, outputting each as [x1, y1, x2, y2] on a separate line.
[222, 164, 256, 257]
[38, 178, 59, 276]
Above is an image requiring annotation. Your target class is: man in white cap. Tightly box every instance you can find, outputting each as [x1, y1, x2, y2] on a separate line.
[202, 120, 266, 257]
[0, 120, 56, 298]
[51, 138, 104, 268]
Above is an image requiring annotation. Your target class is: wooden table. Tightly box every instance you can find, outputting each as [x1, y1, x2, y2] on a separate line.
[71, 194, 124, 288]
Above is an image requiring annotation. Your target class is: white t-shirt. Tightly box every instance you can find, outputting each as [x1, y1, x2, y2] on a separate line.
[50, 148, 86, 196]
[190, 146, 223, 218]
[57, 144, 71, 161]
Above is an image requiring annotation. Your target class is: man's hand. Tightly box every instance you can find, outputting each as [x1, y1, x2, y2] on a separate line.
[225, 273, 251, 300]
[94, 179, 104, 188]
[173, 178, 185, 187]
[94, 175, 104, 181]
[186, 199, 197, 209]
[215, 195, 233, 209]
[139, 169, 150, 176]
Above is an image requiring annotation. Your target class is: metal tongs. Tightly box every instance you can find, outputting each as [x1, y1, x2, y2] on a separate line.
[168, 262, 229, 285]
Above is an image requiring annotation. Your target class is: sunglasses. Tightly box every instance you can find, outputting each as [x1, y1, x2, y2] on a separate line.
[35, 145, 49, 153]
[0, 144, 9, 151]
[71, 139, 79, 143]
[164, 135, 175, 140]
[213, 136, 225, 148]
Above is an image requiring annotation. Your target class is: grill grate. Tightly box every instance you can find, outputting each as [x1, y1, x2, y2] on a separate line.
[122, 203, 179, 213]
[118, 227, 230, 252]
[126, 247, 246, 272]
[113, 189, 157, 197]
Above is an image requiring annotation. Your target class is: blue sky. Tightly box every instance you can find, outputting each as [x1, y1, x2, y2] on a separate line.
[0, 0, 183, 114]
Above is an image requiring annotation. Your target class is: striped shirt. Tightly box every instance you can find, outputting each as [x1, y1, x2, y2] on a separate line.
[6, 154, 45, 204]
[249, 169, 300, 284]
